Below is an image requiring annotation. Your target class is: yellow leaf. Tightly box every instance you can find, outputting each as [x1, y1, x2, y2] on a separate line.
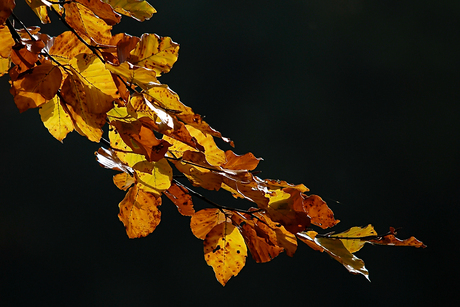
[64, 2, 112, 45]
[75, 0, 121, 25]
[132, 158, 172, 195]
[330, 224, 377, 253]
[128, 33, 179, 76]
[25, 0, 50, 24]
[190, 208, 227, 240]
[39, 95, 74, 142]
[118, 184, 161, 238]
[113, 172, 135, 190]
[297, 231, 370, 281]
[49, 31, 92, 65]
[105, 61, 161, 90]
[103, 0, 156, 21]
[0, 25, 14, 58]
[0, 56, 10, 77]
[60, 74, 105, 142]
[204, 222, 247, 286]
[69, 53, 118, 114]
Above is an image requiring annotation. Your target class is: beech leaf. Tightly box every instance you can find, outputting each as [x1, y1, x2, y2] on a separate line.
[190, 208, 228, 240]
[204, 222, 247, 286]
[39, 95, 74, 142]
[103, 0, 156, 21]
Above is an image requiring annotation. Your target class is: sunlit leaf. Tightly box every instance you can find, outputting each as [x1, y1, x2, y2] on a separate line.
[113, 172, 135, 190]
[297, 231, 370, 281]
[368, 227, 426, 248]
[111, 119, 171, 162]
[222, 151, 262, 171]
[60, 74, 106, 142]
[75, 0, 121, 25]
[190, 208, 228, 240]
[64, 2, 112, 45]
[163, 181, 195, 216]
[95, 147, 134, 175]
[204, 222, 247, 286]
[0, 56, 11, 77]
[10, 62, 62, 113]
[10, 46, 38, 73]
[25, 0, 50, 24]
[132, 158, 172, 195]
[39, 95, 74, 142]
[69, 53, 118, 113]
[330, 224, 377, 253]
[128, 33, 179, 76]
[49, 31, 92, 65]
[0, 25, 15, 58]
[285, 190, 339, 229]
[103, 0, 156, 21]
[118, 183, 162, 238]
[105, 61, 160, 90]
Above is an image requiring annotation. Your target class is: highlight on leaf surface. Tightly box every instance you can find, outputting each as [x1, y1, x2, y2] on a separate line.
[204, 221, 247, 286]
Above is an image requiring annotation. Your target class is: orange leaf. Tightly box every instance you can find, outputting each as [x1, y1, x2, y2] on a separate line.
[10, 62, 62, 113]
[118, 184, 162, 238]
[104, 0, 156, 22]
[0, 0, 15, 25]
[369, 227, 426, 248]
[204, 222, 247, 286]
[49, 31, 92, 64]
[231, 212, 283, 263]
[223, 151, 262, 171]
[111, 119, 171, 162]
[190, 208, 227, 240]
[163, 182, 195, 216]
[285, 189, 339, 229]
[10, 45, 38, 73]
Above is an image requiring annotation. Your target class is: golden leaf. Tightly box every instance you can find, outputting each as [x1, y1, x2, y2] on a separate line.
[75, 0, 121, 25]
[104, 0, 156, 21]
[49, 31, 92, 65]
[64, 2, 112, 45]
[105, 61, 160, 90]
[118, 184, 162, 238]
[113, 172, 135, 191]
[297, 231, 370, 281]
[204, 222, 247, 286]
[128, 33, 179, 76]
[25, 0, 50, 24]
[190, 208, 227, 240]
[39, 95, 74, 142]
[0, 25, 15, 58]
[69, 53, 118, 114]
[0, 56, 10, 77]
[132, 158, 172, 195]
[60, 74, 106, 142]
[330, 224, 377, 253]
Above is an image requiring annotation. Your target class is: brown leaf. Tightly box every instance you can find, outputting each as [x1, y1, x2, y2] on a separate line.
[285, 189, 339, 229]
[369, 227, 426, 248]
[0, 0, 15, 25]
[10, 45, 38, 73]
[163, 182, 195, 216]
[223, 151, 262, 171]
[118, 184, 162, 238]
[111, 119, 171, 162]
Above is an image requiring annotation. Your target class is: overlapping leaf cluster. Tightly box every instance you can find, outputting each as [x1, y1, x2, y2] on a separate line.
[1, 0, 425, 286]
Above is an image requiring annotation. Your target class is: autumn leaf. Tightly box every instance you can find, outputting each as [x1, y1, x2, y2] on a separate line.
[75, 0, 121, 26]
[127, 33, 179, 76]
[64, 2, 112, 45]
[49, 31, 92, 65]
[111, 119, 171, 162]
[131, 158, 172, 195]
[368, 227, 426, 248]
[118, 183, 162, 238]
[0, 56, 11, 77]
[285, 190, 339, 229]
[0, 0, 15, 25]
[104, 0, 156, 22]
[163, 181, 195, 216]
[95, 147, 134, 175]
[297, 231, 370, 281]
[330, 224, 377, 253]
[10, 62, 62, 113]
[0, 25, 15, 58]
[25, 0, 50, 24]
[222, 151, 262, 171]
[39, 95, 74, 142]
[190, 208, 228, 240]
[204, 222, 247, 286]
[105, 61, 161, 90]
[60, 73, 106, 142]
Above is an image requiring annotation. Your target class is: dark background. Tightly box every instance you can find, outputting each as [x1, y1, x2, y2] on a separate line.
[1, 0, 458, 305]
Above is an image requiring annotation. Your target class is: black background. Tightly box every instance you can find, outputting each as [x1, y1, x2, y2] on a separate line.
[1, 1, 458, 306]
